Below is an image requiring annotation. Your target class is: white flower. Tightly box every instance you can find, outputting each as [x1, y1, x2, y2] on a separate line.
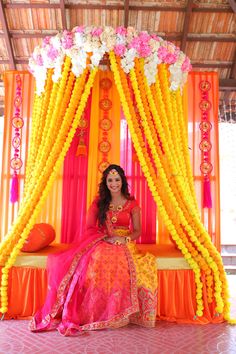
[90, 49, 105, 67]
[50, 34, 62, 50]
[69, 48, 87, 76]
[35, 68, 47, 95]
[121, 48, 136, 73]
[52, 54, 65, 82]
[74, 32, 85, 47]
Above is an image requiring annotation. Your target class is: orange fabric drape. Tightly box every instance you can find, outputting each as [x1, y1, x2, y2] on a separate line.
[1, 265, 223, 323]
[187, 72, 220, 250]
[0, 71, 63, 243]
[0, 266, 48, 319]
[157, 270, 223, 324]
[86, 70, 121, 208]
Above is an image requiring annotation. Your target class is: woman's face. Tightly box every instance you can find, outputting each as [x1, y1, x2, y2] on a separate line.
[106, 170, 122, 194]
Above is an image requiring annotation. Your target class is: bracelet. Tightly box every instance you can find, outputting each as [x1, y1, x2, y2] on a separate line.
[125, 236, 131, 244]
[115, 240, 122, 245]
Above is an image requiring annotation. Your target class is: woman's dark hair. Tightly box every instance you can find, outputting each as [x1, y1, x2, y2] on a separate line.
[97, 164, 132, 226]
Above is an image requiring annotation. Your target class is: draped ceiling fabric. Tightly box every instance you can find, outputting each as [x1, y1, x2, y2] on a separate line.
[0, 25, 229, 322]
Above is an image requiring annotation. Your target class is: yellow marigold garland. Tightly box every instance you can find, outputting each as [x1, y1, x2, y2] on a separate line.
[138, 60, 229, 312]
[0, 68, 88, 264]
[109, 51, 205, 316]
[0, 67, 98, 314]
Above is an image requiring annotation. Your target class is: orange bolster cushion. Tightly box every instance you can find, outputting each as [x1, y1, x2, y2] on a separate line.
[22, 223, 56, 252]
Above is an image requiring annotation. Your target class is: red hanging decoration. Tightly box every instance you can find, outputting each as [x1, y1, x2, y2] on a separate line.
[76, 111, 89, 156]
[98, 77, 113, 173]
[10, 75, 23, 203]
[199, 80, 212, 208]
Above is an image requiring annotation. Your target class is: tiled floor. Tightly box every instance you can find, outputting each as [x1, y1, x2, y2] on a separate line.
[0, 275, 236, 354]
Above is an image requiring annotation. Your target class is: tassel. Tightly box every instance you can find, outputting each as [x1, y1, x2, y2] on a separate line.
[76, 137, 87, 156]
[10, 172, 19, 203]
[203, 177, 212, 208]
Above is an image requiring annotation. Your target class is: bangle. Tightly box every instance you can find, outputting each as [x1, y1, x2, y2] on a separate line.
[125, 236, 131, 244]
[115, 240, 121, 245]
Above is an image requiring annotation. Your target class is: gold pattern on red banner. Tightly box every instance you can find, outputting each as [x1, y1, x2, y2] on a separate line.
[199, 80, 213, 208]
[98, 77, 113, 173]
[10, 74, 23, 202]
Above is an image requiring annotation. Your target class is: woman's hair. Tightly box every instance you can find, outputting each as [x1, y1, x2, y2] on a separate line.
[97, 164, 132, 226]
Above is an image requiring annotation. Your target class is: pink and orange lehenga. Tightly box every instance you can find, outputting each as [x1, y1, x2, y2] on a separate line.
[29, 198, 158, 336]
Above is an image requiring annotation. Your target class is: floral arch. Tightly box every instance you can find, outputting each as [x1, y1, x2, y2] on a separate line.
[0, 26, 232, 322]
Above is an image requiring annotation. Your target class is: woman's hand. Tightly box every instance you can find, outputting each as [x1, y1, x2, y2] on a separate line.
[104, 236, 126, 245]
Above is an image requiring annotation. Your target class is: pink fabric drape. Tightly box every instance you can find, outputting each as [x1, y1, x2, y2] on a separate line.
[60, 95, 91, 243]
[120, 117, 157, 244]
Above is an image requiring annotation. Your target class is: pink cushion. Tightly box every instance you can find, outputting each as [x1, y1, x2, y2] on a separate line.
[21, 223, 56, 252]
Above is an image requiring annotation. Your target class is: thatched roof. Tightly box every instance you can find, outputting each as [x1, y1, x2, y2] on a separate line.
[0, 0, 235, 120]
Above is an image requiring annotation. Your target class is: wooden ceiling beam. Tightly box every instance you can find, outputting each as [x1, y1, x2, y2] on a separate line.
[0, 32, 58, 38]
[124, 0, 129, 28]
[219, 79, 236, 90]
[181, 0, 194, 52]
[228, 0, 236, 13]
[0, 32, 234, 43]
[4, 4, 124, 10]
[3, 3, 233, 13]
[230, 50, 236, 79]
[192, 62, 233, 68]
[0, 1, 16, 69]
[60, 0, 67, 31]
[186, 35, 235, 42]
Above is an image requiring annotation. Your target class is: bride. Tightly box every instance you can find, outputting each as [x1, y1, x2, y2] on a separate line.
[30, 164, 158, 336]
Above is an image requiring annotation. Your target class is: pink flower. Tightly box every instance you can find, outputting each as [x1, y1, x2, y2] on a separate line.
[114, 44, 126, 56]
[139, 32, 151, 42]
[33, 53, 44, 66]
[42, 36, 51, 48]
[116, 26, 127, 36]
[157, 46, 169, 61]
[47, 45, 59, 61]
[165, 53, 178, 64]
[181, 57, 192, 72]
[91, 27, 103, 37]
[75, 26, 84, 33]
[129, 34, 152, 57]
[150, 34, 160, 41]
[62, 31, 73, 49]
[129, 37, 140, 51]
[137, 44, 152, 58]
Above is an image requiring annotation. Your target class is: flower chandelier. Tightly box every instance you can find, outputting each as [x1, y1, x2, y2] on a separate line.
[29, 26, 192, 95]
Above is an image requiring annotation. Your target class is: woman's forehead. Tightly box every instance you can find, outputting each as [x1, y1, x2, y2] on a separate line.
[107, 173, 121, 179]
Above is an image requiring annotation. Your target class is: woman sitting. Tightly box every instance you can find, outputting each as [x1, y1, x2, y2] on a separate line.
[30, 164, 158, 336]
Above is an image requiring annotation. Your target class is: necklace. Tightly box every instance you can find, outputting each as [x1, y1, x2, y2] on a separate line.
[109, 204, 123, 224]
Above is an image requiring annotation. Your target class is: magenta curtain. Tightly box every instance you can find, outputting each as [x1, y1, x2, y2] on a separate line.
[60, 95, 91, 243]
[120, 117, 157, 244]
